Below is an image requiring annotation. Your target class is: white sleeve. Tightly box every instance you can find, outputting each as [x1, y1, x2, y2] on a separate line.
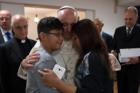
[109, 53, 121, 71]
[17, 65, 27, 80]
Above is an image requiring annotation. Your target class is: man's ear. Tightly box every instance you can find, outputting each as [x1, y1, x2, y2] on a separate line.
[38, 32, 47, 41]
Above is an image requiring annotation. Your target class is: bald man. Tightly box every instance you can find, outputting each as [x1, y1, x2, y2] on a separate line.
[0, 14, 36, 93]
[0, 10, 13, 44]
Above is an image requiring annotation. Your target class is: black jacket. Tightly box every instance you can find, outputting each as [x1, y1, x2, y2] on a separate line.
[0, 37, 36, 93]
[0, 44, 5, 93]
[113, 24, 140, 93]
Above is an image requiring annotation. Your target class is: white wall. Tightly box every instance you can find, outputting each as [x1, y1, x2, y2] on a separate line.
[0, 3, 24, 15]
[0, 0, 125, 36]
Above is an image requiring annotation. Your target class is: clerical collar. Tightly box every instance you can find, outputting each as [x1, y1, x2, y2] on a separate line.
[15, 38, 27, 44]
[21, 39, 26, 43]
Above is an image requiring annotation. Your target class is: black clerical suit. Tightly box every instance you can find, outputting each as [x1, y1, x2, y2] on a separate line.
[1, 37, 35, 93]
[113, 24, 140, 93]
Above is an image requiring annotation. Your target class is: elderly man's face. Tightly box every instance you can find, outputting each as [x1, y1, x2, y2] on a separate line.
[12, 18, 28, 40]
[58, 9, 77, 41]
[124, 11, 137, 27]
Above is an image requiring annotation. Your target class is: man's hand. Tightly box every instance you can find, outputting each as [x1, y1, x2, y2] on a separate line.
[125, 57, 140, 65]
[21, 53, 40, 70]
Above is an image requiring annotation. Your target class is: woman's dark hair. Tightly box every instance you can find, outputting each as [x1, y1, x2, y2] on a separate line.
[72, 19, 112, 76]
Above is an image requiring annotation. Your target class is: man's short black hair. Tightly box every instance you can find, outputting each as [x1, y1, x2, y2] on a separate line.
[37, 17, 63, 34]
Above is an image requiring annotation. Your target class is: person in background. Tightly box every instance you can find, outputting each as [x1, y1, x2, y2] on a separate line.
[94, 18, 113, 52]
[38, 19, 113, 93]
[18, 5, 79, 85]
[0, 14, 36, 93]
[53, 6, 79, 84]
[26, 17, 63, 93]
[112, 6, 140, 93]
[0, 9, 12, 93]
[0, 46, 5, 93]
[0, 10, 13, 43]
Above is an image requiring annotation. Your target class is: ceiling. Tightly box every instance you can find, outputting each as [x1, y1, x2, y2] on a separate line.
[24, 6, 85, 19]
[118, 0, 140, 6]
[24, 7, 57, 15]
[24, 0, 140, 16]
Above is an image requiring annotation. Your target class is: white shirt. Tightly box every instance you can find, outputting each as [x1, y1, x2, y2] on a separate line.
[126, 26, 133, 35]
[0, 27, 13, 42]
[53, 40, 79, 85]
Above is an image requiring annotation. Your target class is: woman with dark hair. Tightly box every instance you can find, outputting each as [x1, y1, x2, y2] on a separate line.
[38, 19, 113, 93]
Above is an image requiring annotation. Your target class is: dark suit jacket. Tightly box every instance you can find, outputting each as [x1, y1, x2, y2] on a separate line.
[0, 29, 14, 93]
[113, 24, 140, 81]
[0, 29, 5, 44]
[101, 32, 113, 52]
[0, 44, 5, 93]
[1, 37, 36, 93]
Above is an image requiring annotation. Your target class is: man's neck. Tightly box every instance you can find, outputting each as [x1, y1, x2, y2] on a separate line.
[2, 28, 11, 32]
[63, 35, 72, 41]
[2, 28, 11, 31]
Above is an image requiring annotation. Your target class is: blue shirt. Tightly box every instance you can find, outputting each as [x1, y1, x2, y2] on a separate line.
[26, 47, 58, 93]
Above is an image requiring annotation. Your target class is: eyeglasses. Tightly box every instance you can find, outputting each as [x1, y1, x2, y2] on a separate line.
[46, 32, 62, 37]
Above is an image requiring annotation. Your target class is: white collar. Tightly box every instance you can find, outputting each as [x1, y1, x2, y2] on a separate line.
[21, 39, 26, 43]
[61, 40, 73, 49]
[126, 26, 134, 31]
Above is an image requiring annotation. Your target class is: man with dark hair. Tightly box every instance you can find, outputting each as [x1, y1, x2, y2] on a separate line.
[26, 17, 63, 93]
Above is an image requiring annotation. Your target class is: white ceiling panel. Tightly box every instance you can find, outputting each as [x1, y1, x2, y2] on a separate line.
[118, 0, 140, 6]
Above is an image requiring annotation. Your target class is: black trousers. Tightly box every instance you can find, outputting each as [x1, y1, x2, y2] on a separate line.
[117, 65, 140, 93]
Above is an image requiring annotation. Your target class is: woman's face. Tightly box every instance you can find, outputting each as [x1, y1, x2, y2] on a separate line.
[72, 34, 81, 53]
